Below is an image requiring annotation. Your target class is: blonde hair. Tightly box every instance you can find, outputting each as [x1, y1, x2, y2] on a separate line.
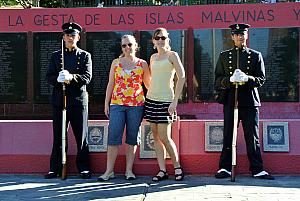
[119, 35, 138, 58]
[152, 27, 171, 51]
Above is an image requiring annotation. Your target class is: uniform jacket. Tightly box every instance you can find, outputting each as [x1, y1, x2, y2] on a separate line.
[46, 47, 92, 107]
[214, 46, 265, 107]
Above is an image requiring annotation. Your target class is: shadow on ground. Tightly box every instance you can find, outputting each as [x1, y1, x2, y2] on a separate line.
[1, 175, 300, 201]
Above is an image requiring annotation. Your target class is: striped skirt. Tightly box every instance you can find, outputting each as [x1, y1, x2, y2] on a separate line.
[144, 98, 177, 124]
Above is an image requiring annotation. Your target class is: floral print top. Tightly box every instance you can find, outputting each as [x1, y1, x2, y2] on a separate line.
[111, 59, 145, 106]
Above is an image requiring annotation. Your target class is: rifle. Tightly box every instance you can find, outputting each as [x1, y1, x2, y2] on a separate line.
[231, 48, 240, 182]
[61, 38, 67, 180]
[231, 83, 238, 182]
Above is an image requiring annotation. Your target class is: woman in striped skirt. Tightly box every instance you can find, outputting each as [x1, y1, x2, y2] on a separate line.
[144, 28, 186, 181]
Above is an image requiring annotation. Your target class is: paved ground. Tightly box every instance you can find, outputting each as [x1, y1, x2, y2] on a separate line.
[1, 174, 300, 201]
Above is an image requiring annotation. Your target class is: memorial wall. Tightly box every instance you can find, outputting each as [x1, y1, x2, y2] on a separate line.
[0, 3, 299, 119]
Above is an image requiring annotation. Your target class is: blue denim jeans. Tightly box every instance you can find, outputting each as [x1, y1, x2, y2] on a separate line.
[108, 105, 144, 145]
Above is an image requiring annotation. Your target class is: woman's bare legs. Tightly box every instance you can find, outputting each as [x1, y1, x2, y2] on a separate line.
[101, 145, 118, 177]
[125, 144, 137, 176]
[151, 123, 167, 176]
[151, 123, 183, 179]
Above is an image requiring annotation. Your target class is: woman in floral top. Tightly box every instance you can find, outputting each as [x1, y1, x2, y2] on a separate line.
[98, 35, 150, 181]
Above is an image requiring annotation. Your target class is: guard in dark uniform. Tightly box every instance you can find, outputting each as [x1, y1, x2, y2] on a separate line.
[214, 23, 274, 180]
[45, 22, 92, 179]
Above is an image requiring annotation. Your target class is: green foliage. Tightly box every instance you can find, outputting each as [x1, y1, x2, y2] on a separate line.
[0, 0, 18, 6]
[16, 0, 33, 8]
[40, 0, 64, 8]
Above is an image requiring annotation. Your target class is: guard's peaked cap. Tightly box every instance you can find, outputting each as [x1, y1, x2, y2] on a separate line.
[62, 22, 82, 35]
[229, 23, 250, 34]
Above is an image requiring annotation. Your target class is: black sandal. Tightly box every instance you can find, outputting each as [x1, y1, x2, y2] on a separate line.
[174, 167, 184, 181]
[152, 170, 169, 182]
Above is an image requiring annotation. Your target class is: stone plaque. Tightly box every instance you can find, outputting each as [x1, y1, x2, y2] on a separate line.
[140, 122, 156, 158]
[139, 122, 172, 159]
[87, 122, 108, 152]
[263, 122, 289, 152]
[0, 33, 27, 103]
[86, 31, 132, 104]
[250, 28, 299, 102]
[33, 32, 61, 103]
[193, 29, 232, 102]
[205, 122, 224, 152]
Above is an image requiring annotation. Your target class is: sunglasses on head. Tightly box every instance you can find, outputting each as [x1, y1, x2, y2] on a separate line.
[121, 43, 133, 48]
[154, 36, 167, 41]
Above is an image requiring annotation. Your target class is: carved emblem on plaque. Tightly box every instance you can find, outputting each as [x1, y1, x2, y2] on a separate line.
[263, 122, 289, 152]
[87, 122, 108, 152]
[205, 122, 224, 152]
[140, 123, 156, 158]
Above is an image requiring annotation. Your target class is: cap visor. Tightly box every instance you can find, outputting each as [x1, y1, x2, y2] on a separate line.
[231, 31, 247, 35]
[64, 30, 79, 35]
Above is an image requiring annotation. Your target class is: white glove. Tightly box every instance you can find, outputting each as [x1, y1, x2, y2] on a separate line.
[230, 69, 249, 83]
[59, 70, 73, 82]
[230, 69, 242, 82]
[57, 73, 65, 83]
[239, 71, 249, 82]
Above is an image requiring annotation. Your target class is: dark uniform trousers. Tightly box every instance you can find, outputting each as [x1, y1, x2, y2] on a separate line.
[220, 106, 263, 175]
[50, 105, 90, 173]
